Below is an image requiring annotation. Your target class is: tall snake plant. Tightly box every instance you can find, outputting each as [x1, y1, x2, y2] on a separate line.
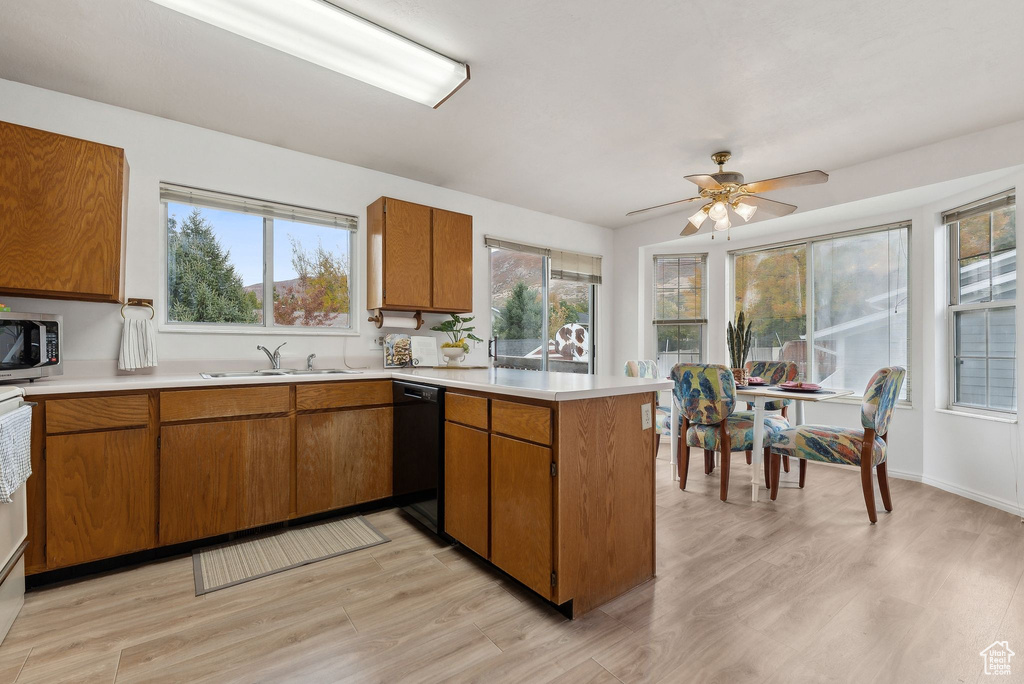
[727, 311, 753, 369]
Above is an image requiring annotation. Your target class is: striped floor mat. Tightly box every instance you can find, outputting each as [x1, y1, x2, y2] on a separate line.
[192, 515, 390, 595]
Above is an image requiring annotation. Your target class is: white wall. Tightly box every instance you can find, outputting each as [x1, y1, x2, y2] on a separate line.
[0, 79, 614, 374]
[611, 121, 1024, 515]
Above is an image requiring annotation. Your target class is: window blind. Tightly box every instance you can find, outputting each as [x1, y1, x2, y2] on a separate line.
[942, 189, 1015, 225]
[160, 183, 357, 231]
[484, 236, 602, 284]
[652, 254, 706, 324]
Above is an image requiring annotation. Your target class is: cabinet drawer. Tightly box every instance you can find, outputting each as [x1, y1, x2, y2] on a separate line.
[491, 400, 552, 445]
[46, 395, 149, 434]
[296, 381, 392, 411]
[445, 393, 488, 429]
[160, 386, 290, 422]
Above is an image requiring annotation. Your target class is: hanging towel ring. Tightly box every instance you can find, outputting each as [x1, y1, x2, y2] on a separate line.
[121, 298, 155, 320]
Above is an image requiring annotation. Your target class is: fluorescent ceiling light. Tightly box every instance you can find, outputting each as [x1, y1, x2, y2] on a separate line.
[147, 0, 470, 108]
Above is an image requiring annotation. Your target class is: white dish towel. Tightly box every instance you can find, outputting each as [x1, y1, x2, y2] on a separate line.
[0, 405, 32, 504]
[119, 317, 159, 371]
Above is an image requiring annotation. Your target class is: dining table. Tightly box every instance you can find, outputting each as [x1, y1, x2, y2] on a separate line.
[668, 383, 855, 501]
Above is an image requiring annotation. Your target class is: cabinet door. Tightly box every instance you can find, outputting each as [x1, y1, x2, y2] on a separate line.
[0, 121, 127, 302]
[431, 209, 473, 312]
[296, 407, 393, 516]
[490, 435, 553, 599]
[383, 198, 432, 309]
[46, 428, 155, 567]
[160, 417, 290, 545]
[444, 422, 489, 558]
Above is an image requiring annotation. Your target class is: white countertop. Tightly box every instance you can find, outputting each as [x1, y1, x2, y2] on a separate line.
[17, 365, 671, 402]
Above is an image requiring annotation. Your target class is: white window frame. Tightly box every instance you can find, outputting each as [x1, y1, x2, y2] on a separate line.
[652, 253, 708, 369]
[160, 184, 359, 336]
[729, 221, 912, 402]
[945, 189, 1017, 416]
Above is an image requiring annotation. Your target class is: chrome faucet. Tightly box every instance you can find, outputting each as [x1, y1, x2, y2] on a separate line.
[306, 353, 316, 371]
[257, 343, 286, 369]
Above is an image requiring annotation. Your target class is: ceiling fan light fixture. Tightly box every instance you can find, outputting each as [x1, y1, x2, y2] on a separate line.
[708, 201, 728, 222]
[714, 216, 731, 232]
[687, 206, 709, 229]
[732, 200, 757, 222]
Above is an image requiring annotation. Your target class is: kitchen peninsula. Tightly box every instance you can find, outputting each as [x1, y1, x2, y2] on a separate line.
[21, 366, 669, 618]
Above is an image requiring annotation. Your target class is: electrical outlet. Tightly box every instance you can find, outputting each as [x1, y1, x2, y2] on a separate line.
[641, 403, 653, 430]
[368, 335, 385, 350]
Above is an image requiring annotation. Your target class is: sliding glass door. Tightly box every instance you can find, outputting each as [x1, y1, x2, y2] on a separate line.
[488, 241, 597, 374]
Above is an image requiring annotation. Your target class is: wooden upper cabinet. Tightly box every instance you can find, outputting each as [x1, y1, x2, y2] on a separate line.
[366, 197, 473, 313]
[0, 121, 129, 303]
[431, 208, 474, 312]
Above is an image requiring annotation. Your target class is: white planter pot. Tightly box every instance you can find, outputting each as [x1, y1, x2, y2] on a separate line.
[442, 347, 466, 366]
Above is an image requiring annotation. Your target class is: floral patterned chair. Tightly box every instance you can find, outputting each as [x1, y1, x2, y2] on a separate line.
[737, 360, 799, 470]
[671, 363, 789, 501]
[768, 366, 907, 523]
[624, 360, 672, 451]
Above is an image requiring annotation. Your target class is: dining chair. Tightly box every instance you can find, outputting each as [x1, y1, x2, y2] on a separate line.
[623, 360, 672, 452]
[739, 360, 799, 471]
[767, 366, 907, 523]
[671, 363, 789, 501]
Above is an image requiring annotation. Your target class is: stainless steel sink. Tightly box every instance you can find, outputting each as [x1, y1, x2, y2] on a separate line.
[288, 369, 363, 375]
[201, 368, 361, 379]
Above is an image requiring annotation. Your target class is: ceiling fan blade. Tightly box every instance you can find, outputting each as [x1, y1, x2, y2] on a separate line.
[739, 170, 828, 194]
[739, 194, 798, 218]
[680, 221, 702, 236]
[684, 174, 723, 191]
[626, 196, 705, 217]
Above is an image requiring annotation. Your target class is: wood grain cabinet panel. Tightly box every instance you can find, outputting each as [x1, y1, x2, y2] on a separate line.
[295, 381, 392, 411]
[491, 400, 552, 445]
[0, 120, 128, 303]
[383, 198, 432, 310]
[160, 386, 290, 422]
[45, 394, 149, 434]
[295, 407, 393, 516]
[490, 435, 553, 599]
[45, 428, 155, 567]
[159, 417, 290, 545]
[431, 209, 473, 312]
[444, 422, 490, 558]
[445, 393, 488, 430]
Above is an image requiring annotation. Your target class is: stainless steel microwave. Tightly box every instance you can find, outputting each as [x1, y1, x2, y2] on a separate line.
[0, 313, 62, 382]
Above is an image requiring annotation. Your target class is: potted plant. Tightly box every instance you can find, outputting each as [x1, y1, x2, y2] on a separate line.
[430, 314, 484, 367]
[727, 311, 753, 386]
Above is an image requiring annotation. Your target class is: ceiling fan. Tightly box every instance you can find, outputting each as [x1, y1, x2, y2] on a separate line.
[627, 152, 829, 237]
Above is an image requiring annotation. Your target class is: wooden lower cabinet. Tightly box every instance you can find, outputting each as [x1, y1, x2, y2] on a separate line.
[45, 428, 155, 567]
[295, 407, 393, 516]
[490, 434, 554, 599]
[444, 422, 490, 558]
[159, 417, 291, 545]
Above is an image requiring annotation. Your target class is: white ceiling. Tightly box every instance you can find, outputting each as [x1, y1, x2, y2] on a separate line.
[2, 0, 1023, 228]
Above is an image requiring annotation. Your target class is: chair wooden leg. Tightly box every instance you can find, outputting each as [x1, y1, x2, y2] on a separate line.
[704, 449, 714, 474]
[763, 447, 771, 490]
[679, 446, 690, 490]
[783, 455, 791, 473]
[655, 434, 661, 455]
[745, 450, 751, 465]
[770, 451, 781, 500]
[719, 425, 731, 502]
[860, 429, 878, 523]
[798, 459, 807, 488]
[877, 462, 893, 512]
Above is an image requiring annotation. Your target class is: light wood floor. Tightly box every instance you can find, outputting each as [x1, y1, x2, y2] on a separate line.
[2, 449, 1023, 683]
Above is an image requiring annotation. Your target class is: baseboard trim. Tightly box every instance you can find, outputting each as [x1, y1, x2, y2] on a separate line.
[887, 467, 1024, 518]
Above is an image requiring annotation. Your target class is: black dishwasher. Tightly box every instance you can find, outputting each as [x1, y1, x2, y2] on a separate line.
[392, 381, 445, 534]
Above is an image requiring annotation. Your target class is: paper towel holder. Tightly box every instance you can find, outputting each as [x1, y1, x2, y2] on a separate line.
[367, 309, 424, 330]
